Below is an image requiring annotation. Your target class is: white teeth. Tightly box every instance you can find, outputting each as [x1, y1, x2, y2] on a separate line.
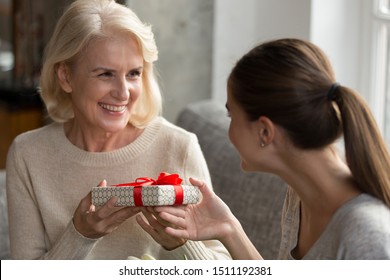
[99, 103, 126, 112]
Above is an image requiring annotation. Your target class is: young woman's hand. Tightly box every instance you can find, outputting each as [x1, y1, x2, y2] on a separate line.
[154, 178, 263, 259]
[154, 177, 237, 242]
[73, 180, 141, 239]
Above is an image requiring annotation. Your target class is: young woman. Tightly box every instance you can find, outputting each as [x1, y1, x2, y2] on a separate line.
[153, 38, 390, 260]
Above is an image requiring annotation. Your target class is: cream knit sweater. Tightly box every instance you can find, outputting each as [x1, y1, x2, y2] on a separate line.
[6, 117, 230, 260]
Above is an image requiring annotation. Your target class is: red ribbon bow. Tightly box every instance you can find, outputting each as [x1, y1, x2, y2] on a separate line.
[114, 172, 183, 206]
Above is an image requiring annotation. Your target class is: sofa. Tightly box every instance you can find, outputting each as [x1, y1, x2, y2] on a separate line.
[0, 99, 287, 260]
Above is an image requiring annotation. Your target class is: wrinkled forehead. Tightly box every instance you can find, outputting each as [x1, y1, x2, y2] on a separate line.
[67, 32, 143, 74]
[73, 30, 142, 64]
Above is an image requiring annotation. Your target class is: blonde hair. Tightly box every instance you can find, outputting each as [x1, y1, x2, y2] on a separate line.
[39, 0, 161, 127]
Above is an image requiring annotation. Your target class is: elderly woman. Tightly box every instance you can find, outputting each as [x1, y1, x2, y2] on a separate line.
[6, 0, 229, 260]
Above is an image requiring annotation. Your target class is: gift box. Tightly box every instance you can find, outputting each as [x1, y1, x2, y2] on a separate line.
[91, 173, 201, 207]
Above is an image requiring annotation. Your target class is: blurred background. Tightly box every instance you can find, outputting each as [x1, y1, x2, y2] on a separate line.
[0, 0, 389, 168]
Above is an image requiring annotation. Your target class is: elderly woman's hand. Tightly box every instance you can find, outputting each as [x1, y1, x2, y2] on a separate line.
[73, 180, 141, 239]
[136, 207, 187, 250]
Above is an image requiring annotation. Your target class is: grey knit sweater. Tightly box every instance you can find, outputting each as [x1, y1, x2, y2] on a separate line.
[279, 187, 390, 259]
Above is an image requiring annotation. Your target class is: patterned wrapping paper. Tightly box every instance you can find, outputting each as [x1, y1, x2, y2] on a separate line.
[91, 185, 201, 207]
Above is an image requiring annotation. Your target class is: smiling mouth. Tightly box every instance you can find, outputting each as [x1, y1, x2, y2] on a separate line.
[98, 103, 127, 112]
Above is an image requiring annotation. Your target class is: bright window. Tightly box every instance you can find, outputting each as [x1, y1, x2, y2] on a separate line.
[373, 0, 390, 145]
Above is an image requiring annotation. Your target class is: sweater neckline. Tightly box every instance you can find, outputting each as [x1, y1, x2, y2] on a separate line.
[291, 193, 370, 259]
[55, 117, 162, 167]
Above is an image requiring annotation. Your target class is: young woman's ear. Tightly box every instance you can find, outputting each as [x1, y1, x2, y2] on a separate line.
[56, 63, 72, 93]
[256, 116, 275, 147]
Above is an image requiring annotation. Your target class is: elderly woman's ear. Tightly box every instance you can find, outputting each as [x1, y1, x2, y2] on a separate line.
[57, 63, 72, 93]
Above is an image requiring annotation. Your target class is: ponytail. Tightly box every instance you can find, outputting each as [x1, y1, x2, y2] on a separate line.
[335, 86, 390, 206]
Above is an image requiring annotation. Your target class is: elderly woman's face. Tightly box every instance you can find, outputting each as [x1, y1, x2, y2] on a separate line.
[61, 31, 143, 134]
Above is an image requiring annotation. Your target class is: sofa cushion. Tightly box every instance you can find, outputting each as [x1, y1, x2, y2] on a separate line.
[176, 100, 287, 259]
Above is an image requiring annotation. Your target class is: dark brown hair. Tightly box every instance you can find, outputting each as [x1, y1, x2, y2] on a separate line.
[228, 38, 390, 206]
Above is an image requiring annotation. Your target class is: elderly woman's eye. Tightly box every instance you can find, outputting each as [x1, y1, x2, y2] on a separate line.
[128, 70, 141, 78]
[99, 72, 113, 77]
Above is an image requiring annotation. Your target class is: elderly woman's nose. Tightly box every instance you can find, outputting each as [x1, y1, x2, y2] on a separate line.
[112, 77, 131, 100]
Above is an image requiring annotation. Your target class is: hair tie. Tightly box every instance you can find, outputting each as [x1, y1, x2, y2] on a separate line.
[327, 83, 340, 101]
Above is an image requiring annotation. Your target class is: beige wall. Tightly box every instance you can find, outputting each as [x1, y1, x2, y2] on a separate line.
[126, 0, 214, 122]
